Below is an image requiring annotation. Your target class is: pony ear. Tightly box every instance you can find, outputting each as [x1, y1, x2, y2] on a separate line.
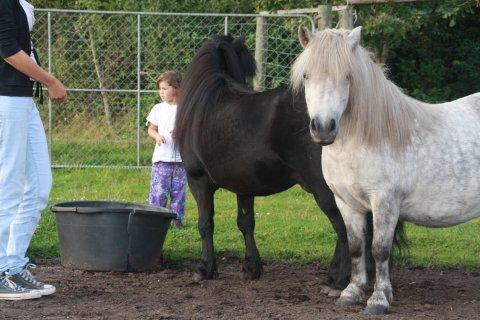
[347, 26, 362, 49]
[232, 35, 246, 51]
[298, 26, 312, 48]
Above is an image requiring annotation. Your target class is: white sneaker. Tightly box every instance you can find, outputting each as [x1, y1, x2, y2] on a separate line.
[0, 272, 41, 300]
[9, 264, 56, 296]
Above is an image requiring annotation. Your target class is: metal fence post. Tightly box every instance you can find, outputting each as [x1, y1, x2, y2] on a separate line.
[137, 14, 141, 167]
[47, 11, 53, 162]
[253, 13, 266, 91]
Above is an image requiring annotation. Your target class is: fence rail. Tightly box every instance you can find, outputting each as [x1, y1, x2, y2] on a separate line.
[32, 9, 314, 169]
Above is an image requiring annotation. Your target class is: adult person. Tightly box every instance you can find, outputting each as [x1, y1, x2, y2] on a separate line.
[0, 0, 67, 300]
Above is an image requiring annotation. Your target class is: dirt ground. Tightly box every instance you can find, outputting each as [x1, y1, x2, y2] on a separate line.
[1, 258, 479, 320]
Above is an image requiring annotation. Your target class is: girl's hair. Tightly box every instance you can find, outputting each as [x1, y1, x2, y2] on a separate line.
[156, 71, 182, 89]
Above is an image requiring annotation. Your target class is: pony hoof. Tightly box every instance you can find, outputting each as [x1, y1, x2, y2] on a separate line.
[195, 264, 217, 280]
[363, 304, 389, 315]
[320, 284, 331, 295]
[243, 273, 261, 281]
[241, 269, 262, 281]
[335, 296, 361, 307]
[241, 262, 262, 280]
[192, 272, 204, 283]
[327, 289, 342, 297]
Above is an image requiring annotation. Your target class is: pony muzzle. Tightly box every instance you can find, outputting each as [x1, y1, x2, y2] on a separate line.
[309, 117, 337, 145]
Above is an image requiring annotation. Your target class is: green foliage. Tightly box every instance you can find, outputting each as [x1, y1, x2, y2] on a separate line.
[33, 0, 254, 13]
[387, 5, 480, 102]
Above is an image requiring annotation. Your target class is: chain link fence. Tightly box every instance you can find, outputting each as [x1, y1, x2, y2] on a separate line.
[32, 9, 314, 168]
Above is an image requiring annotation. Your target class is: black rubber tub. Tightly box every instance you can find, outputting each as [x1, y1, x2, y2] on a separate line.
[51, 201, 176, 272]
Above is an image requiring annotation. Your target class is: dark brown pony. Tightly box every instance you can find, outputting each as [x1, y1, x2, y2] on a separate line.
[175, 35, 404, 290]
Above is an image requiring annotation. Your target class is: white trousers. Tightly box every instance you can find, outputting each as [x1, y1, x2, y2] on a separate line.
[0, 96, 52, 275]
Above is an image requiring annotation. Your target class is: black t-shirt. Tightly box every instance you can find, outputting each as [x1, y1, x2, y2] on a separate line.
[0, 0, 34, 97]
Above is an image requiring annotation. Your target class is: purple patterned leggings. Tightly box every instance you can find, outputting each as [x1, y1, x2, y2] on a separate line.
[149, 161, 186, 220]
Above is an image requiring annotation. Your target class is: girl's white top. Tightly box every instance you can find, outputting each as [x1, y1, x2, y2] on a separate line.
[19, 0, 37, 65]
[146, 102, 182, 163]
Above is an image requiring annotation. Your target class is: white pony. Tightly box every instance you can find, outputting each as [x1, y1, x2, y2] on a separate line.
[291, 26, 480, 315]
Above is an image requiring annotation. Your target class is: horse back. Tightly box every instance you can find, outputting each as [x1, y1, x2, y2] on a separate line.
[463, 92, 480, 114]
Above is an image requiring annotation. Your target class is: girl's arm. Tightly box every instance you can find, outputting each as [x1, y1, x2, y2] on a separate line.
[148, 123, 166, 145]
[4, 50, 67, 101]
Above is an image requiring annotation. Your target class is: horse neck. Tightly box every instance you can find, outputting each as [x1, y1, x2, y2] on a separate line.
[338, 50, 434, 152]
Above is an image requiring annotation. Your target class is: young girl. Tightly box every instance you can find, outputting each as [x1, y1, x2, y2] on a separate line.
[147, 71, 186, 229]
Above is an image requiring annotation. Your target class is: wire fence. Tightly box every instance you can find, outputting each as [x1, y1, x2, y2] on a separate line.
[32, 9, 314, 169]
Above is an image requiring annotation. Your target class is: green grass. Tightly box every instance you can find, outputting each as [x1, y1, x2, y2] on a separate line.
[50, 140, 152, 166]
[29, 168, 480, 268]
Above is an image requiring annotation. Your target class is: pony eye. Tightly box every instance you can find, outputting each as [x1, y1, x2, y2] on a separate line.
[303, 73, 310, 80]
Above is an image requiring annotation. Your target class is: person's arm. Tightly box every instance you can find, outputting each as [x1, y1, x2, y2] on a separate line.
[148, 123, 166, 145]
[0, 0, 66, 102]
[4, 50, 67, 101]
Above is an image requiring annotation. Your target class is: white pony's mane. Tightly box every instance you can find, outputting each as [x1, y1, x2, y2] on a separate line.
[292, 28, 436, 151]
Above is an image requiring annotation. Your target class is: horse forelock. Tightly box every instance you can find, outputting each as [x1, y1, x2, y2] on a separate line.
[291, 29, 353, 92]
[292, 28, 436, 152]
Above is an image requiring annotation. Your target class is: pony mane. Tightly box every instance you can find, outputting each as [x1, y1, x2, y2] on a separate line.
[175, 35, 256, 150]
[292, 28, 436, 151]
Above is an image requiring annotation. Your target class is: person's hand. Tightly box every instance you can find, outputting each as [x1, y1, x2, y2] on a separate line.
[47, 78, 68, 102]
[156, 135, 166, 146]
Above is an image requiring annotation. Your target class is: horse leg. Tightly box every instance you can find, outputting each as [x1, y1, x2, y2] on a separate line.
[313, 193, 351, 293]
[188, 174, 217, 281]
[364, 198, 399, 315]
[334, 197, 368, 306]
[326, 213, 374, 294]
[365, 213, 376, 280]
[236, 194, 262, 280]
